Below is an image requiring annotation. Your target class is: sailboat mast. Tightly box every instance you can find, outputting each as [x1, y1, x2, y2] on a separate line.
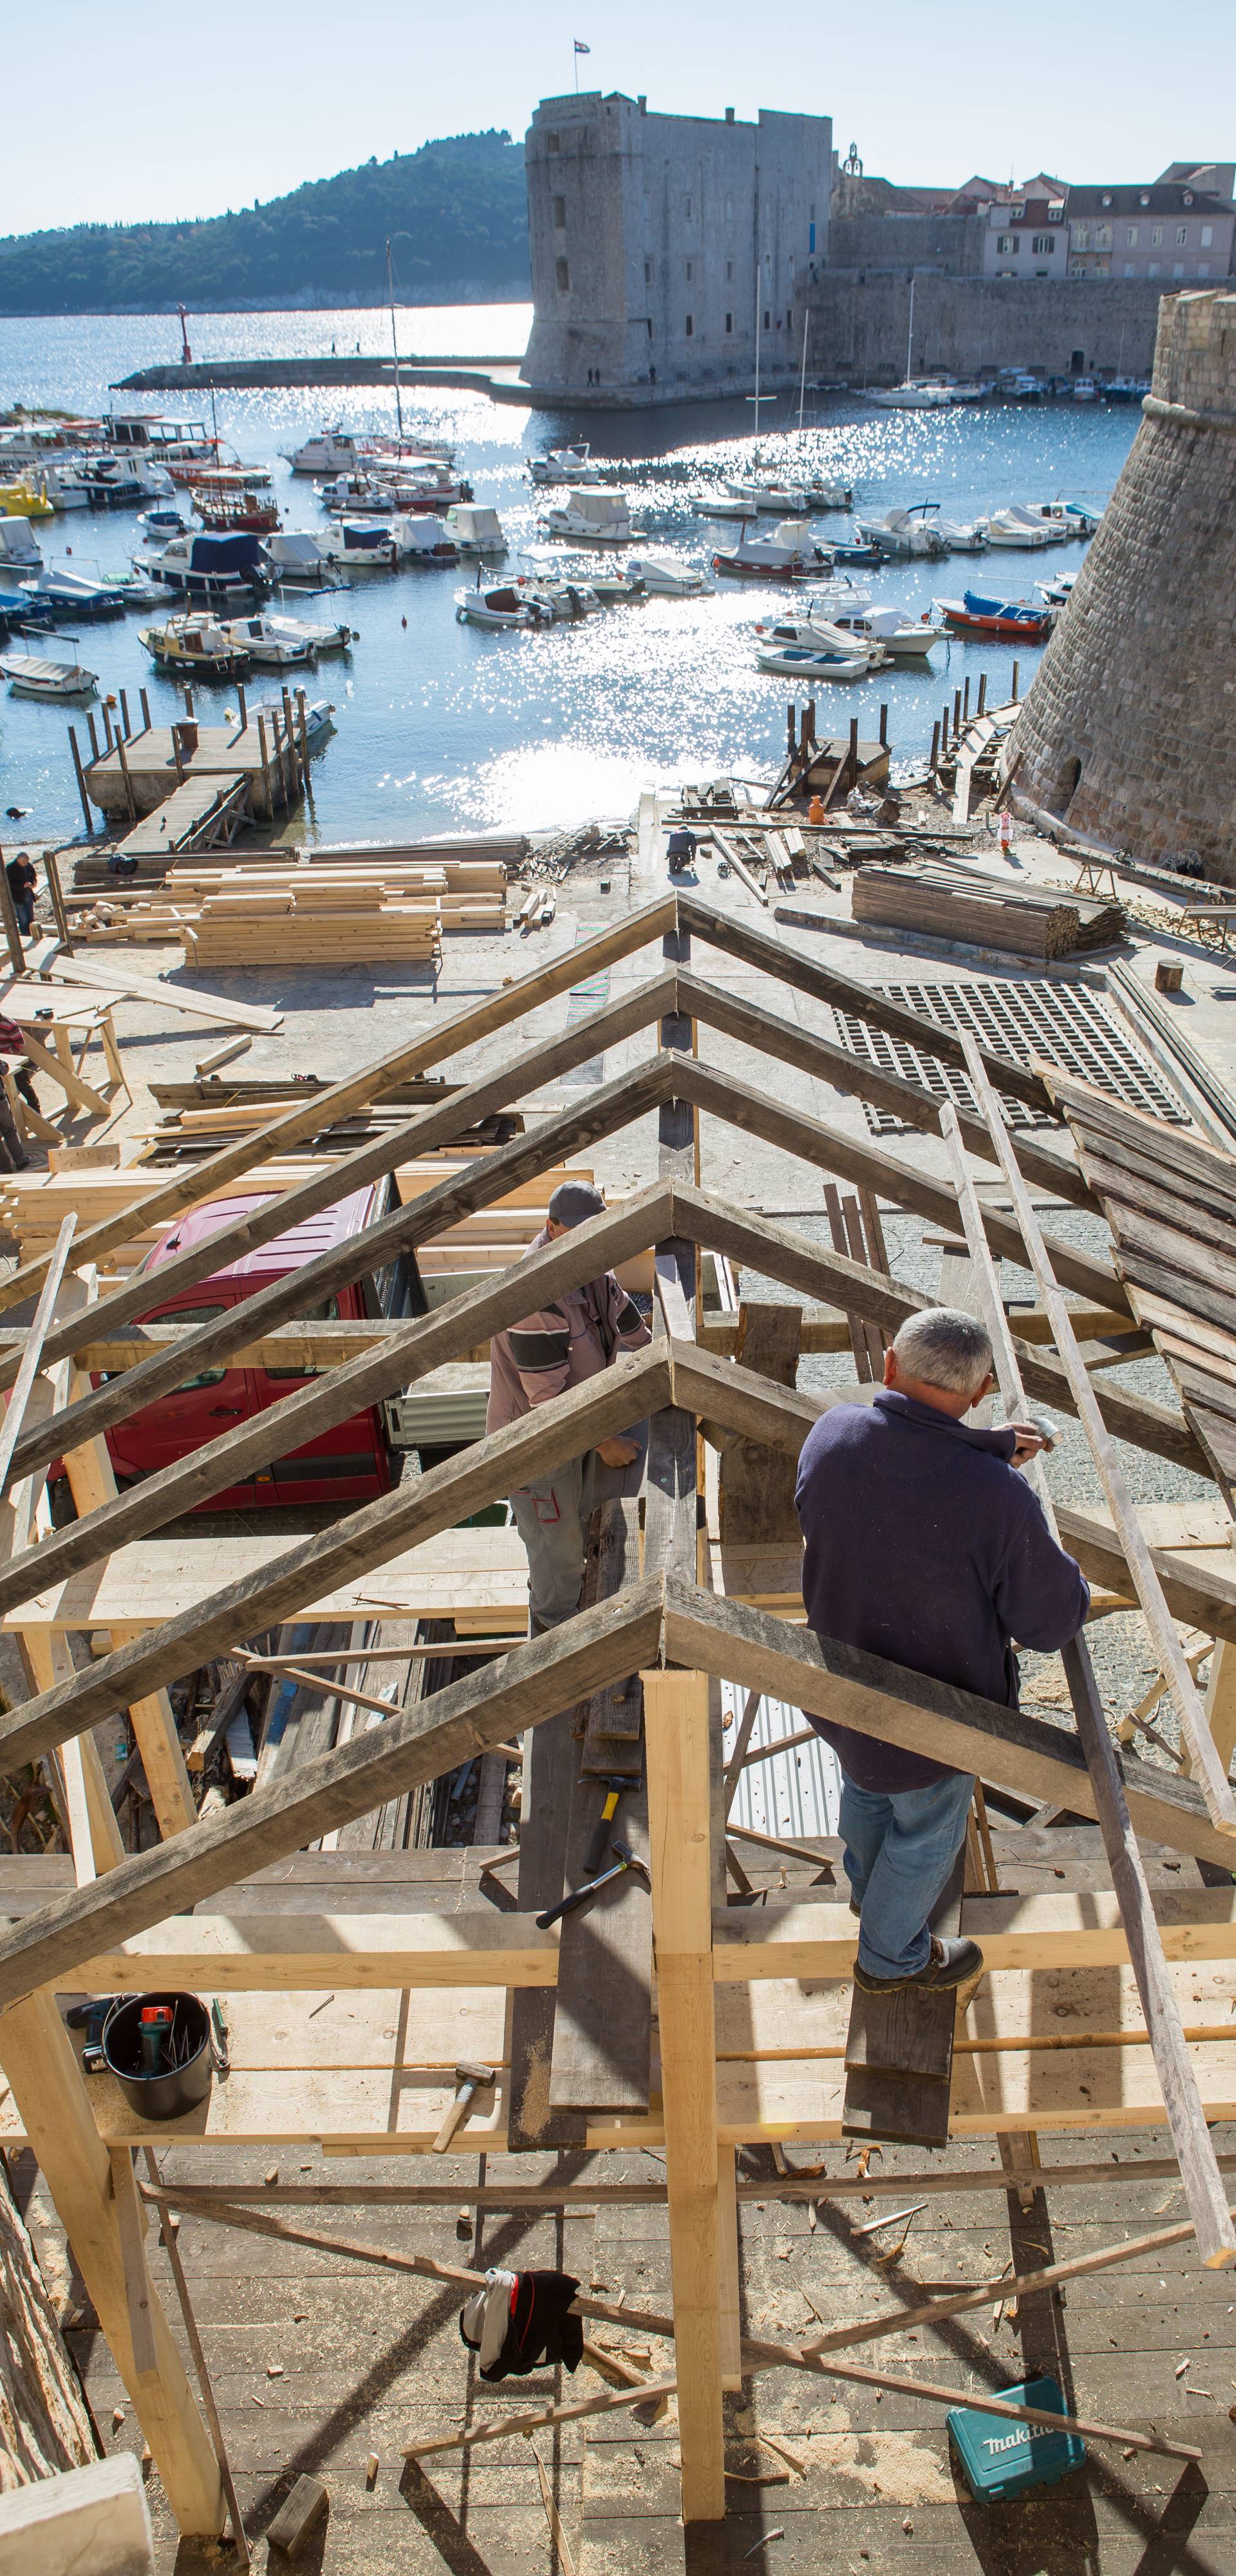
[753, 245, 761, 429]
[798, 308, 809, 432]
[906, 274, 915, 384]
[386, 240, 404, 444]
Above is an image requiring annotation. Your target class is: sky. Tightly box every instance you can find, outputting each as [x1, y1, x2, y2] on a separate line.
[4, 0, 1235, 236]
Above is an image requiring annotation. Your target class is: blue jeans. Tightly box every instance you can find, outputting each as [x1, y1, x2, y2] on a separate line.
[841, 1767, 976, 1982]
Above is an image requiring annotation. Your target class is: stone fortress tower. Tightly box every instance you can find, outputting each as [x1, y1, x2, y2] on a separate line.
[1014, 288, 1236, 876]
[520, 92, 832, 406]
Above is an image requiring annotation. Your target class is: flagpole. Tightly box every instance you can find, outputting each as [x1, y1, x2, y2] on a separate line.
[574, 46, 579, 91]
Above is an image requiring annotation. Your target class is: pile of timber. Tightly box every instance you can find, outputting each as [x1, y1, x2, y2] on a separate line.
[851, 862, 1125, 960]
[70, 855, 507, 953]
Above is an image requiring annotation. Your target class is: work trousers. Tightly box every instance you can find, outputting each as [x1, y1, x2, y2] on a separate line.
[510, 1452, 597, 1633]
[840, 1766, 976, 1982]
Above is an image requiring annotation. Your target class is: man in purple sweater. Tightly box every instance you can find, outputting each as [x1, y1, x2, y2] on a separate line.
[796, 1307, 1089, 1997]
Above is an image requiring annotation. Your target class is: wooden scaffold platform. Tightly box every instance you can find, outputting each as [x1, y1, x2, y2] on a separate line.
[0, 892, 1233, 2550]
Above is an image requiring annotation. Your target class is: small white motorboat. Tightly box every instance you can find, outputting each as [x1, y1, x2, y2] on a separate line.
[855, 506, 950, 561]
[520, 563, 602, 620]
[250, 694, 335, 743]
[808, 577, 873, 619]
[552, 556, 643, 603]
[815, 601, 941, 659]
[1026, 499, 1102, 538]
[863, 381, 953, 409]
[138, 505, 187, 544]
[932, 513, 989, 553]
[372, 460, 471, 510]
[755, 639, 872, 681]
[624, 554, 713, 598]
[690, 489, 763, 521]
[946, 381, 992, 402]
[528, 444, 608, 486]
[445, 504, 507, 554]
[113, 568, 169, 606]
[221, 613, 315, 667]
[283, 428, 371, 475]
[391, 516, 458, 566]
[541, 489, 643, 544]
[317, 472, 395, 516]
[1, 646, 98, 699]
[455, 581, 544, 629]
[985, 505, 1057, 549]
[262, 531, 344, 587]
[1035, 570, 1078, 614]
[0, 517, 44, 574]
[37, 461, 90, 511]
[319, 520, 397, 569]
[711, 520, 834, 581]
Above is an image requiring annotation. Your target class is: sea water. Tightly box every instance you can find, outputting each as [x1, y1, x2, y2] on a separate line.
[0, 305, 1139, 845]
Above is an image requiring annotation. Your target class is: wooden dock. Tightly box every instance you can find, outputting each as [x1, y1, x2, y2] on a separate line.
[80, 708, 308, 823]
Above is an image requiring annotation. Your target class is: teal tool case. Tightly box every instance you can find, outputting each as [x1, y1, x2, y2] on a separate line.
[947, 2374, 1085, 2501]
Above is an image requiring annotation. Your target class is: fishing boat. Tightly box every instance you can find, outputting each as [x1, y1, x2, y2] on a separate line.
[455, 581, 545, 629]
[937, 589, 1053, 640]
[711, 520, 834, 581]
[35, 461, 91, 511]
[984, 505, 1057, 549]
[527, 444, 608, 486]
[283, 428, 370, 475]
[371, 460, 472, 511]
[0, 480, 55, 520]
[138, 506, 188, 544]
[540, 489, 644, 544]
[816, 601, 942, 659]
[220, 614, 315, 667]
[140, 613, 252, 678]
[262, 531, 344, 588]
[444, 504, 507, 554]
[77, 454, 174, 505]
[390, 516, 458, 565]
[0, 645, 97, 698]
[855, 504, 950, 561]
[318, 521, 397, 570]
[1025, 498, 1102, 538]
[623, 554, 713, 597]
[191, 473, 280, 533]
[755, 639, 872, 680]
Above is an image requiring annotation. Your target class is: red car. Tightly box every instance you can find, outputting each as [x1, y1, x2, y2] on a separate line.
[101, 1179, 419, 1508]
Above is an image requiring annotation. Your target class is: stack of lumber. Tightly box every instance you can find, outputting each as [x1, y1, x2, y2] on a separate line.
[851, 863, 1125, 960]
[70, 856, 507, 952]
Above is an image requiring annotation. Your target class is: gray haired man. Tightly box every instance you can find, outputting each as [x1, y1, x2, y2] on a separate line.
[796, 1309, 1090, 1996]
[488, 1180, 651, 1633]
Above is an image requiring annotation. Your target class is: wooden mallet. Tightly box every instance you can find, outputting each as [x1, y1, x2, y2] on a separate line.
[432, 2060, 496, 2155]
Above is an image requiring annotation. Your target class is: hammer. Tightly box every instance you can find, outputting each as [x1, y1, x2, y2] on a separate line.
[431, 2060, 496, 2155]
[536, 1840, 650, 1931]
[581, 1775, 633, 1877]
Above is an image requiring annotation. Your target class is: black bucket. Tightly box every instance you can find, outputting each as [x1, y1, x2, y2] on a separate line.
[102, 1991, 213, 2124]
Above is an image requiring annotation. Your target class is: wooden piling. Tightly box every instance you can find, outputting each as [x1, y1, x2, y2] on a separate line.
[879, 702, 888, 748]
[281, 687, 301, 800]
[296, 687, 311, 791]
[257, 715, 274, 818]
[236, 682, 247, 734]
[139, 687, 151, 730]
[1011, 659, 1020, 702]
[977, 671, 987, 715]
[952, 687, 962, 735]
[101, 703, 114, 753]
[42, 848, 73, 953]
[929, 721, 941, 774]
[118, 689, 131, 739]
[848, 715, 859, 793]
[86, 710, 100, 762]
[68, 728, 93, 835]
[171, 730, 184, 786]
[183, 688, 194, 721]
[962, 676, 970, 723]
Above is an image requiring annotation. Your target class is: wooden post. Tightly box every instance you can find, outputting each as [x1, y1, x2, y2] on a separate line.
[847, 714, 859, 793]
[139, 687, 151, 730]
[962, 676, 970, 723]
[43, 847, 73, 952]
[878, 701, 888, 748]
[118, 689, 131, 739]
[716, 2145, 742, 2391]
[68, 729, 93, 835]
[86, 711, 100, 762]
[256, 715, 273, 818]
[952, 687, 962, 735]
[297, 686, 311, 790]
[1011, 659, 1020, 701]
[0, 853, 26, 976]
[183, 688, 193, 721]
[114, 730, 137, 825]
[1201, 1643, 1236, 1782]
[236, 681, 247, 733]
[977, 671, 987, 715]
[643, 1669, 724, 2519]
[101, 704, 113, 753]
[929, 721, 940, 775]
[0, 1990, 224, 2536]
[942, 699, 951, 750]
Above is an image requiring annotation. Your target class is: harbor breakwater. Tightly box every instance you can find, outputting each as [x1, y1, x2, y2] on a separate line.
[116, 356, 527, 397]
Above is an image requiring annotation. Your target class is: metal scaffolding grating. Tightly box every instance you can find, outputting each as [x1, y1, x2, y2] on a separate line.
[831, 978, 1188, 1139]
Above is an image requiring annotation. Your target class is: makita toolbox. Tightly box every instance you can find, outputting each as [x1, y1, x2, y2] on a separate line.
[946, 2374, 1085, 2502]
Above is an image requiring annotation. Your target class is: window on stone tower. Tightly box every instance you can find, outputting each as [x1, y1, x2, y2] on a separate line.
[726, 260, 734, 282]
[685, 315, 694, 336]
[685, 195, 693, 218]
[763, 309, 771, 330]
[552, 196, 566, 229]
[547, 133, 560, 153]
[644, 260, 653, 285]
[726, 312, 733, 333]
[1201, 225, 1214, 247]
[686, 261, 693, 282]
[556, 258, 569, 291]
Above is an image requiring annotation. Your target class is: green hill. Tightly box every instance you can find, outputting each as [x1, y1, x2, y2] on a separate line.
[0, 131, 530, 316]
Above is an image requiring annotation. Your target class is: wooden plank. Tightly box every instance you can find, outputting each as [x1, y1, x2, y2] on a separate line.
[0, 899, 675, 1311]
[0, 1189, 671, 1633]
[0, 1584, 666, 2009]
[942, 1069, 1236, 2267]
[659, 1582, 1236, 1871]
[718, 1303, 803, 1543]
[108, 2146, 158, 2378]
[681, 968, 1096, 1211]
[713, 1884, 1236, 1979]
[643, 1669, 723, 2523]
[0, 1217, 77, 1498]
[580, 1500, 644, 1763]
[64, 1910, 561, 1991]
[548, 1784, 651, 2114]
[42, 948, 281, 1034]
[0, 1989, 223, 2533]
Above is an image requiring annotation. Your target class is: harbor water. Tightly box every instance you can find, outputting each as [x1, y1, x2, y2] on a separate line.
[0, 305, 1141, 845]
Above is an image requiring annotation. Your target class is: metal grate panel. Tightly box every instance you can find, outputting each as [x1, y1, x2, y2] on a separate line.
[831, 978, 1187, 1139]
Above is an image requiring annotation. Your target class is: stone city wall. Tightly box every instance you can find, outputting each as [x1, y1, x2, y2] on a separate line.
[1013, 290, 1236, 874]
[797, 269, 1163, 383]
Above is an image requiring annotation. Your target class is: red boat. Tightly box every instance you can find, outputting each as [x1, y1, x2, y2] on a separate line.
[191, 471, 280, 533]
[937, 589, 1052, 641]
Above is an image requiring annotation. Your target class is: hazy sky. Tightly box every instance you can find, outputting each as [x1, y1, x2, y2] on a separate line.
[5, 0, 1234, 238]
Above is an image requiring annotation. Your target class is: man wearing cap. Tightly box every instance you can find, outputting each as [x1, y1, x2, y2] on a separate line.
[489, 1180, 651, 1633]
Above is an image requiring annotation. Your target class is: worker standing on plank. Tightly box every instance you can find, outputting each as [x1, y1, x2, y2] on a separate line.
[489, 1180, 651, 1634]
[796, 1309, 1089, 1997]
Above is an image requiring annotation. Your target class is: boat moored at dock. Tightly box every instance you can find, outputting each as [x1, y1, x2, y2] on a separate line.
[0, 645, 98, 698]
[539, 489, 644, 544]
[140, 612, 252, 677]
[937, 587, 1053, 639]
[711, 520, 834, 581]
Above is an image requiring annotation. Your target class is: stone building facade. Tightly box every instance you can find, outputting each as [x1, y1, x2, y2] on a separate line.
[1013, 289, 1236, 874]
[794, 268, 1165, 386]
[520, 93, 832, 406]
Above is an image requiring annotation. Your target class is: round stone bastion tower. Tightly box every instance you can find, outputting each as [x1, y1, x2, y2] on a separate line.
[1014, 288, 1236, 877]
